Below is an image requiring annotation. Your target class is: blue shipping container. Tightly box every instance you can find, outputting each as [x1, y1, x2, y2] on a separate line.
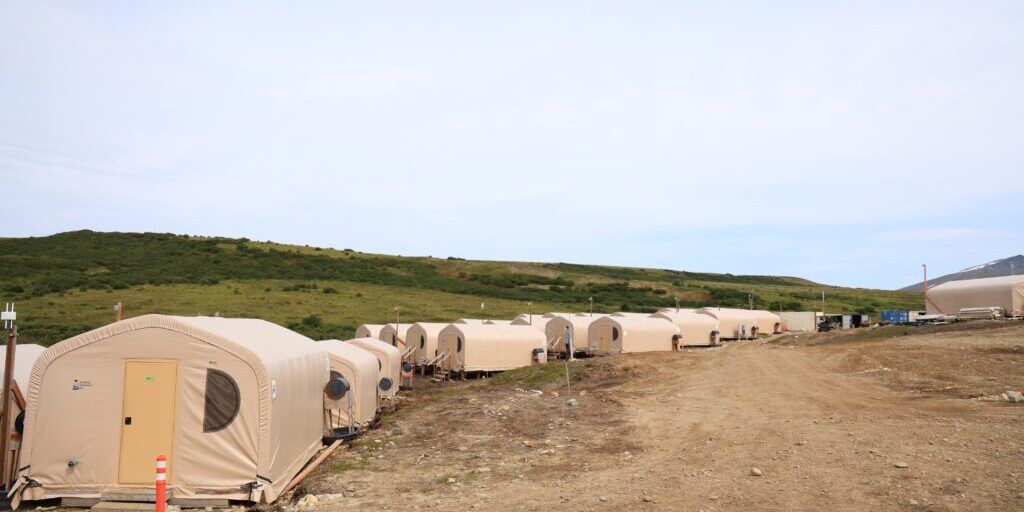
[880, 310, 909, 324]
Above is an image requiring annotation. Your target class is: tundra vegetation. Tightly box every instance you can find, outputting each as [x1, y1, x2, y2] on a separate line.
[0, 231, 922, 344]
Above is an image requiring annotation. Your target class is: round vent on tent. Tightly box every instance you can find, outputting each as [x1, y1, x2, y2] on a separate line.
[379, 376, 394, 391]
[324, 377, 350, 400]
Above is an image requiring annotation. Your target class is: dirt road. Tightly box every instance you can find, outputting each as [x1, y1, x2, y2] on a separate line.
[299, 324, 1024, 511]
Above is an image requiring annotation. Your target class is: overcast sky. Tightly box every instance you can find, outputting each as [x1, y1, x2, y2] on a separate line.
[2, 1, 1022, 289]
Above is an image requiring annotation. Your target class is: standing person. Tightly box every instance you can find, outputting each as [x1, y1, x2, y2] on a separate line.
[564, 324, 574, 359]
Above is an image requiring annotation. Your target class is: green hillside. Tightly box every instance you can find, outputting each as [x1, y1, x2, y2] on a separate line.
[0, 231, 922, 345]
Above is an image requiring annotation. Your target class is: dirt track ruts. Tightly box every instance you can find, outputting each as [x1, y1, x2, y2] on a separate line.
[300, 325, 1024, 512]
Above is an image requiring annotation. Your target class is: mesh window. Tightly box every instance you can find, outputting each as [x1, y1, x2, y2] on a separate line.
[612, 327, 620, 341]
[203, 369, 240, 433]
[457, 337, 463, 352]
[420, 335, 426, 349]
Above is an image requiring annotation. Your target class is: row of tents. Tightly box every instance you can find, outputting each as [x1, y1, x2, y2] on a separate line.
[1, 306, 781, 508]
[3, 315, 406, 508]
[356, 307, 784, 374]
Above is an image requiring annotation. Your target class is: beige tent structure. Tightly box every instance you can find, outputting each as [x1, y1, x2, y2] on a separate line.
[610, 312, 657, 318]
[378, 323, 410, 349]
[482, 319, 515, 326]
[317, 340, 379, 429]
[649, 311, 720, 347]
[405, 322, 449, 365]
[544, 315, 599, 355]
[1, 344, 46, 486]
[346, 338, 401, 402]
[657, 307, 697, 314]
[455, 318, 494, 325]
[511, 315, 552, 331]
[436, 324, 546, 373]
[926, 275, 1024, 317]
[587, 316, 680, 354]
[355, 324, 386, 339]
[13, 315, 328, 505]
[696, 308, 781, 338]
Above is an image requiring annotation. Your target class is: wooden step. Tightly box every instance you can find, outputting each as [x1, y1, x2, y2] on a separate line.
[91, 502, 158, 512]
[62, 496, 102, 508]
[99, 488, 173, 503]
[169, 498, 230, 508]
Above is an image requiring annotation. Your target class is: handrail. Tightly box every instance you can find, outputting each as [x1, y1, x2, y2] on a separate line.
[401, 344, 416, 360]
[425, 351, 448, 367]
[547, 335, 562, 351]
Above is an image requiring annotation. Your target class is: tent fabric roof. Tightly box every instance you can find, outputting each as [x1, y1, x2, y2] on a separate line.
[407, 322, 449, 336]
[443, 323, 547, 341]
[652, 311, 719, 327]
[927, 275, 1024, 316]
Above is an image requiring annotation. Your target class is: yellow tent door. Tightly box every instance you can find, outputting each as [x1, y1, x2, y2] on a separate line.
[118, 360, 178, 484]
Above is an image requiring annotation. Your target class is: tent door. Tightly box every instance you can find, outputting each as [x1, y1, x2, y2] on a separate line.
[597, 325, 612, 353]
[118, 360, 178, 484]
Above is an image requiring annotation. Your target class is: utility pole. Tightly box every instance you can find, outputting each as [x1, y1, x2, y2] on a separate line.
[528, 301, 533, 325]
[0, 303, 17, 490]
[675, 296, 680, 313]
[480, 302, 485, 323]
[114, 301, 123, 322]
[748, 294, 753, 310]
[821, 291, 826, 316]
[922, 264, 928, 311]
[394, 305, 400, 345]
[589, 297, 593, 317]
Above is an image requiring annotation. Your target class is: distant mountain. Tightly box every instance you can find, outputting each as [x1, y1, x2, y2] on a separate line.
[901, 255, 1024, 291]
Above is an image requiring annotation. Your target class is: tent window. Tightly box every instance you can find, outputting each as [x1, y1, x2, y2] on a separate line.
[457, 337, 463, 352]
[612, 327, 620, 341]
[203, 369, 240, 433]
[420, 335, 426, 349]
[391, 334, 397, 346]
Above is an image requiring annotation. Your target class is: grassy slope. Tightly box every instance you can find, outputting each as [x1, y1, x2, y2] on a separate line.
[0, 231, 922, 344]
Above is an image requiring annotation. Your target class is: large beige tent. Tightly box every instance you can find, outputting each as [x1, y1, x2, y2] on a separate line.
[405, 322, 449, 365]
[355, 324, 386, 339]
[436, 324, 546, 373]
[346, 338, 401, 402]
[317, 340, 380, 429]
[544, 315, 599, 355]
[927, 275, 1024, 317]
[587, 316, 679, 354]
[455, 318, 494, 325]
[511, 314, 552, 331]
[1, 344, 46, 486]
[377, 324, 411, 354]
[696, 308, 781, 338]
[649, 311, 720, 346]
[13, 315, 328, 505]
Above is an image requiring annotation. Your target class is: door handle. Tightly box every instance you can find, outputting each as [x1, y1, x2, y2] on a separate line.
[124, 417, 132, 425]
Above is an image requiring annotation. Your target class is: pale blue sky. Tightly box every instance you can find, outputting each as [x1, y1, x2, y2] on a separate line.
[2, 1, 1022, 289]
